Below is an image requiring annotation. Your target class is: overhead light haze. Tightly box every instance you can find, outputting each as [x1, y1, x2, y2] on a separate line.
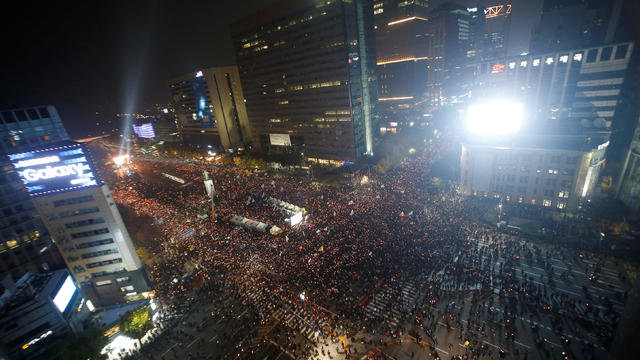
[466, 102, 524, 136]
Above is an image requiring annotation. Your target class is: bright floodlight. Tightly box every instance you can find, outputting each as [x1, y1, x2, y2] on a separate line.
[113, 155, 130, 166]
[466, 102, 523, 135]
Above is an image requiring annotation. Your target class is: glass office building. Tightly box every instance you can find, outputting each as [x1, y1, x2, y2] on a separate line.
[232, 0, 378, 163]
[0, 106, 67, 282]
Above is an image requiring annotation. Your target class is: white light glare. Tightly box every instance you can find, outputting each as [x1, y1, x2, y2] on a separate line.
[466, 102, 523, 135]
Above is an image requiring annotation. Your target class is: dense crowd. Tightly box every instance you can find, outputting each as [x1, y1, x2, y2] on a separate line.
[103, 135, 628, 359]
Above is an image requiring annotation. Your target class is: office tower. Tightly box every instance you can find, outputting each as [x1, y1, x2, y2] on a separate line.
[374, 0, 430, 132]
[231, 0, 378, 163]
[0, 106, 67, 283]
[0, 270, 91, 360]
[483, 2, 512, 58]
[168, 66, 251, 151]
[8, 141, 150, 307]
[425, 3, 471, 104]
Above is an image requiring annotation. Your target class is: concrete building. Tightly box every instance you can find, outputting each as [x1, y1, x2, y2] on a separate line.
[460, 135, 608, 211]
[8, 141, 150, 307]
[0, 106, 67, 284]
[168, 66, 251, 151]
[231, 0, 378, 163]
[0, 270, 90, 360]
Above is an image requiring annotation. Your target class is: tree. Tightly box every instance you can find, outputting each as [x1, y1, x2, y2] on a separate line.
[55, 327, 108, 360]
[119, 306, 153, 339]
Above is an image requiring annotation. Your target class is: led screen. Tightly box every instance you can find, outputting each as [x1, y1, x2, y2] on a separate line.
[132, 123, 156, 138]
[52, 275, 77, 313]
[8, 142, 99, 196]
[269, 134, 291, 146]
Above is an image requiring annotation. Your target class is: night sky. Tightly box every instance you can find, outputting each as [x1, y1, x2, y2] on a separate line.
[1, 0, 637, 138]
[0, 1, 279, 138]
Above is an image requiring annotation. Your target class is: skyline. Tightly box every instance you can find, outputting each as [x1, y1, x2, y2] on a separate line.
[1, 0, 638, 139]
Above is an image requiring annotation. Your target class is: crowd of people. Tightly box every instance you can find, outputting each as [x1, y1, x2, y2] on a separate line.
[101, 133, 630, 359]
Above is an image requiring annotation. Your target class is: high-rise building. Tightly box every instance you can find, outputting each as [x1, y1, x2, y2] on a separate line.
[0, 106, 67, 284]
[168, 66, 251, 151]
[483, 2, 512, 58]
[374, 0, 430, 132]
[425, 3, 472, 104]
[231, 0, 379, 163]
[7, 141, 150, 307]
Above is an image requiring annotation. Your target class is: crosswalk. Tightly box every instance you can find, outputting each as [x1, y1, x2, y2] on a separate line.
[364, 280, 420, 328]
[240, 283, 330, 343]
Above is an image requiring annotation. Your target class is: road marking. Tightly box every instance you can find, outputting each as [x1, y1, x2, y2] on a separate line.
[161, 343, 177, 357]
[435, 347, 449, 354]
[482, 340, 500, 349]
[514, 341, 531, 349]
[208, 334, 218, 342]
[186, 337, 199, 348]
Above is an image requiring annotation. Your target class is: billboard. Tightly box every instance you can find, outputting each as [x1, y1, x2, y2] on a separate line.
[132, 123, 156, 138]
[52, 275, 78, 313]
[269, 133, 291, 146]
[8, 142, 99, 196]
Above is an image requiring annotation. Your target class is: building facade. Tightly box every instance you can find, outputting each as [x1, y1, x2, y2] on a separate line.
[168, 66, 251, 151]
[8, 141, 149, 307]
[465, 42, 634, 134]
[0, 270, 90, 360]
[460, 137, 608, 211]
[0, 106, 67, 284]
[374, 0, 430, 132]
[425, 3, 471, 105]
[231, 0, 378, 163]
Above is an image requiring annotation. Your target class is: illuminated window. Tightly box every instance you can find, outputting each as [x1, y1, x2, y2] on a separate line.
[520, 60, 527, 67]
[531, 199, 536, 205]
[542, 199, 552, 207]
[573, 53, 583, 62]
[278, 100, 289, 105]
[6, 239, 19, 248]
[518, 196, 523, 203]
[508, 62, 516, 69]
[533, 59, 540, 67]
[558, 191, 569, 198]
[557, 202, 566, 209]
[559, 55, 569, 63]
[545, 57, 554, 65]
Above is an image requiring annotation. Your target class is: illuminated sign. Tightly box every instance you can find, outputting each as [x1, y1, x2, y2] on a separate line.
[269, 133, 292, 146]
[22, 330, 53, 350]
[132, 123, 156, 138]
[9, 142, 99, 196]
[485, 4, 511, 19]
[195, 70, 203, 77]
[508, 62, 516, 69]
[559, 55, 569, 63]
[53, 275, 78, 313]
[532, 59, 540, 67]
[573, 53, 583, 62]
[545, 57, 554, 65]
[520, 60, 527, 67]
[491, 63, 505, 73]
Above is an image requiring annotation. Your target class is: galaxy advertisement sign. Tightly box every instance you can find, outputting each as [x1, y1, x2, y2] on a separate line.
[8, 142, 100, 196]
